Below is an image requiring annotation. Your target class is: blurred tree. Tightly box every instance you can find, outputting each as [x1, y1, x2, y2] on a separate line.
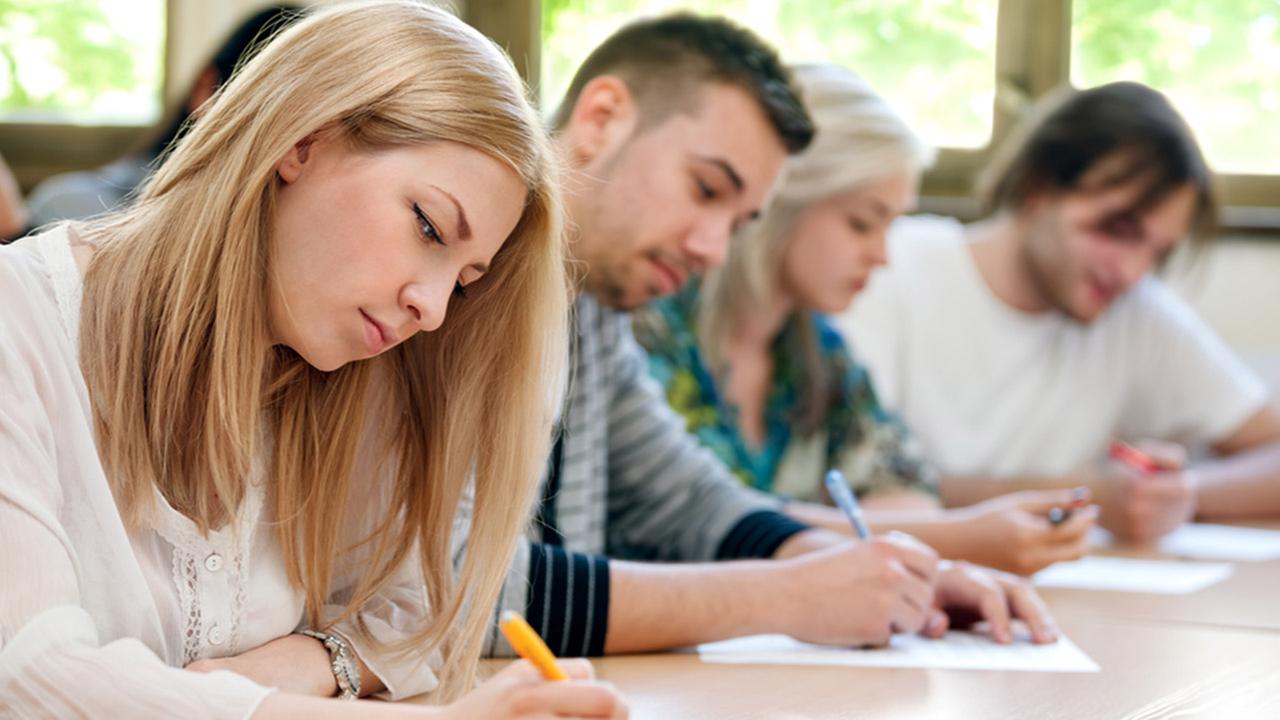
[541, 0, 997, 148]
[1073, 0, 1280, 174]
[0, 0, 162, 121]
[544, 0, 1278, 173]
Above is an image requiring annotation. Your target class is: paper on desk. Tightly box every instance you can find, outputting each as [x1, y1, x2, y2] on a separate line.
[698, 632, 1099, 673]
[1156, 524, 1280, 561]
[1034, 556, 1232, 594]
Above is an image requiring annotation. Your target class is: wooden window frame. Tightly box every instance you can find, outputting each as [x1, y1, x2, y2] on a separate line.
[5, 0, 1272, 230]
[473, 0, 1278, 231]
[0, 0, 174, 192]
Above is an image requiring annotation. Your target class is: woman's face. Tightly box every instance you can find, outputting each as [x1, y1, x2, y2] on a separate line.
[778, 169, 917, 314]
[268, 134, 525, 371]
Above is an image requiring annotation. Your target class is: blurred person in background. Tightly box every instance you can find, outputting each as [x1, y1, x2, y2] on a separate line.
[635, 63, 1096, 576]
[841, 81, 1280, 543]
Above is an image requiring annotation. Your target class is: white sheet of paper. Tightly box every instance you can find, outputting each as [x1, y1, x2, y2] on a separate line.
[1156, 524, 1280, 561]
[1034, 556, 1232, 594]
[697, 632, 1099, 673]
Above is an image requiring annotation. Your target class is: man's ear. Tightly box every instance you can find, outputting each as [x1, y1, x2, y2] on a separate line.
[186, 66, 220, 115]
[276, 134, 318, 184]
[1017, 176, 1055, 217]
[564, 75, 638, 167]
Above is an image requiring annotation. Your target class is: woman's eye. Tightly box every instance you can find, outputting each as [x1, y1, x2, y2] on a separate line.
[695, 178, 717, 201]
[453, 281, 467, 299]
[849, 217, 872, 234]
[413, 202, 444, 245]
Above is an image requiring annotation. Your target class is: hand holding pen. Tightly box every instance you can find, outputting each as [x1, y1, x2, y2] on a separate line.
[1098, 439, 1197, 542]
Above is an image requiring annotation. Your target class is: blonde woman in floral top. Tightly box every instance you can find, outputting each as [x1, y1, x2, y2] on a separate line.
[639, 278, 936, 502]
[635, 64, 1099, 576]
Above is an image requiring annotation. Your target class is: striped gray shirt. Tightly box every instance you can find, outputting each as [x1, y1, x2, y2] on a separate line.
[479, 294, 809, 657]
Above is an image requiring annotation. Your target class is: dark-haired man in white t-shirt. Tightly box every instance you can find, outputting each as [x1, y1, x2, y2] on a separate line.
[843, 82, 1280, 542]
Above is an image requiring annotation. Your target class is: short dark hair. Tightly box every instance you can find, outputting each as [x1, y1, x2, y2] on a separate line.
[150, 5, 303, 157]
[550, 12, 814, 154]
[978, 81, 1218, 244]
[209, 5, 305, 87]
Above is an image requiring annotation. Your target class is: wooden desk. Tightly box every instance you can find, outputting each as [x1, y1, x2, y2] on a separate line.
[1043, 524, 1280, 632]
[1041, 560, 1280, 633]
[582, 618, 1280, 719]
[448, 525, 1280, 718]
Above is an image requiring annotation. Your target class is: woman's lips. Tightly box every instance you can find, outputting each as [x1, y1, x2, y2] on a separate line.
[360, 309, 388, 355]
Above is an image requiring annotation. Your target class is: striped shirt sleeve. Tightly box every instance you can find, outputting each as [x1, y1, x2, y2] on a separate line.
[603, 311, 809, 562]
[523, 544, 610, 657]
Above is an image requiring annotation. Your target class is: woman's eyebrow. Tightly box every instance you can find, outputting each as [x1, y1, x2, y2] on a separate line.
[430, 184, 472, 241]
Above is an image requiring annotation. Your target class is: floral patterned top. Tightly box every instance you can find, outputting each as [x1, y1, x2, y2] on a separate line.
[635, 281, 937, 502]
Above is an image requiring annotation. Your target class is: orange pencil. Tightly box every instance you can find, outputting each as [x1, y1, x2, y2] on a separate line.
[499, 610, 568, 681]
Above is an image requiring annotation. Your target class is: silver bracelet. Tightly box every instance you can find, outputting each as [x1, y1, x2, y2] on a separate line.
[299, 629, 362, 700]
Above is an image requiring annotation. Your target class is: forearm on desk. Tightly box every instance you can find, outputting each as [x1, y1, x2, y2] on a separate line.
[1194, 441, 1280, 519]
[785, 500, 980, 561]
[938, 473, 1082, 508]
[603, 557, 784, 654]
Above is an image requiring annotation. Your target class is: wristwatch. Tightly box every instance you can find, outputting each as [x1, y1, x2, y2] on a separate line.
[299, 628, 362, 700]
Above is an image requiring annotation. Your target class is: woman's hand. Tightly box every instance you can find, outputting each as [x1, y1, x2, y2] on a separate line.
[440, 659, 628, 719]
[187, 633, 345, 697]
[952, 489, 1098, 575]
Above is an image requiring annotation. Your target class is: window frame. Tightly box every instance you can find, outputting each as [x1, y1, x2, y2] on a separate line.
[0, 0, 174, 192]
[475, 0, 1279, 230]
[6, 0, 1274, 229]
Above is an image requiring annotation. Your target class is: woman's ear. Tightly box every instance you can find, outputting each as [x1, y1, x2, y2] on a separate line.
[276, 134, 318, 184]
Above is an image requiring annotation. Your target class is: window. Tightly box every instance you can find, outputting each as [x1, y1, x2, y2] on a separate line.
[414, 0, 1280, 225]
[1072, 0, 1280, 176]
[541, 0, 998, 149]
[0, 0, 166, 125]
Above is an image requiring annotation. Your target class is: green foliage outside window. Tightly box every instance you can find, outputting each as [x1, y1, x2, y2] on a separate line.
[545, 0, 1279, 176]
[542, 0, 997, 149]
[0, 0, 164, 123]
[1073, 0, 1280, 175]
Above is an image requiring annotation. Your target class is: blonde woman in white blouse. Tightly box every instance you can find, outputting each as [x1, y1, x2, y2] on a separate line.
[0, 2, 626, 719]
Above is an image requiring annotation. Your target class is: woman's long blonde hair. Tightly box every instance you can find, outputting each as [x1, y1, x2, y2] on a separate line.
[689, 63, 932, 432]
[77, 1, 567, 699]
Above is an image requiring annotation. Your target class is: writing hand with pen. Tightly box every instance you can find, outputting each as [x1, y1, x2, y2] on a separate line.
[1094, 440, 1197, 543]
[774, 472, 1061, 651]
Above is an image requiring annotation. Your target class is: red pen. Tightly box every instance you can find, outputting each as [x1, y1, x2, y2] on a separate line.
[1109, 440, 1159, 475]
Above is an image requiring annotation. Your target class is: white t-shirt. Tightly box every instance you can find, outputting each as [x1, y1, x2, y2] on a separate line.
[837, 214, 1270, 479]
[0, 228, 438, 718]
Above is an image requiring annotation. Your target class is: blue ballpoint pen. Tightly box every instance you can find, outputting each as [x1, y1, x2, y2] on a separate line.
[824, 469, 872, 540]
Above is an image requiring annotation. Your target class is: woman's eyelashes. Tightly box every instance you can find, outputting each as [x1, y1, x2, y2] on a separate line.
[694, 176, 718, 201]
[412, 202, 468, 299]
[412, 202, 445, 245]
[848, 215, 872, 234]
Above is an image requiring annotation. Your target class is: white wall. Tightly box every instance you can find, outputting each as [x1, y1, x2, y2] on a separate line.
[167, 0, 275, 105]
[1169, 236, 1280, 402]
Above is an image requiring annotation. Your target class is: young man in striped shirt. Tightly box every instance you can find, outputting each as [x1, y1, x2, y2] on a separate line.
[476, 13, 1060, 658]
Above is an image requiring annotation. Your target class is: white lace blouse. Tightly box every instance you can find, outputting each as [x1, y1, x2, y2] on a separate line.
[0, 228, 439, 718]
